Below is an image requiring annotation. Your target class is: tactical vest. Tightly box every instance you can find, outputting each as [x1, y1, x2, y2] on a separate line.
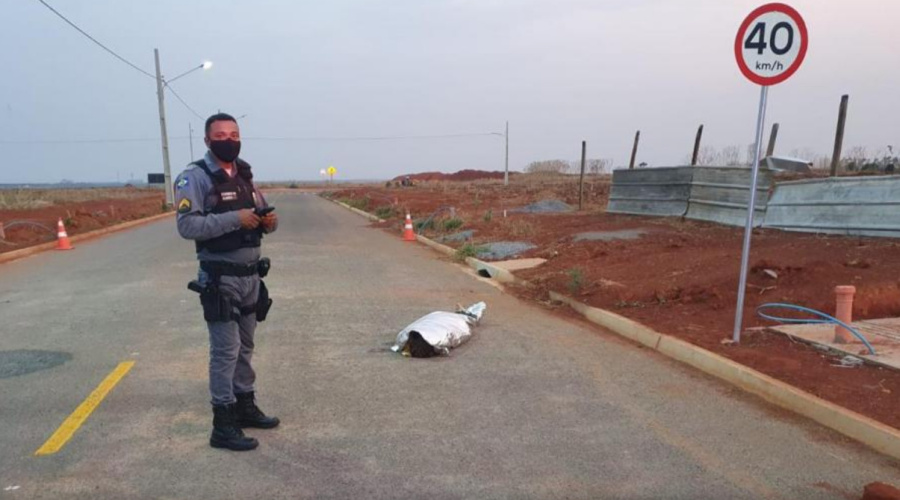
[193, 158, 263, 254]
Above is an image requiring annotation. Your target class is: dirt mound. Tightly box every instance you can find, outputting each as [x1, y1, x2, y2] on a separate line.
[393, 170, 514, 182]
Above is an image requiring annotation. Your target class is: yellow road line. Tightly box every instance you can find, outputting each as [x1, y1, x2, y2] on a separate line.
[34, 360, 135, 456]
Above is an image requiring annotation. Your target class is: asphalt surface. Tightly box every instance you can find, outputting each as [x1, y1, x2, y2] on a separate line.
[1, 192, 898, 499]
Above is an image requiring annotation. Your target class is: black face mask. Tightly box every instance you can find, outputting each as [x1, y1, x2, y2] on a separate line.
[209, 139, 241, 163]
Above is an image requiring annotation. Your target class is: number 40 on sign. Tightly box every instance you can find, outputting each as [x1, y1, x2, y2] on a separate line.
[735, 3, 808, 86]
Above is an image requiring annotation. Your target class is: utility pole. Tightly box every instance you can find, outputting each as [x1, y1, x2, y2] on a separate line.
[504, 121, 509, 186]
[830, 95, 849, 177]
[154, 48, 173, 207]
[189, 123, 195, 160]
[578, 140, 587, 211]
[629, 130, 640, 169]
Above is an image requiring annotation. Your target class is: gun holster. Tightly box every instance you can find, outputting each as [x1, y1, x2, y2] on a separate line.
[188, 280, 236, 323]
[257, 258, 271, 279]
[256, 280, 273, 322]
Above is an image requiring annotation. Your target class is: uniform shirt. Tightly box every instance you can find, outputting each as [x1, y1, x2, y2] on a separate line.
[174, 151, 276, 264]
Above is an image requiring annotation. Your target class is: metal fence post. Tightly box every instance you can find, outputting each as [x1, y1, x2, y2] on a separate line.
[830, 95, 849, 176]
[629, 130, 640, 169]
[578, 140, 587, 210]
[691, 124, 704, 166]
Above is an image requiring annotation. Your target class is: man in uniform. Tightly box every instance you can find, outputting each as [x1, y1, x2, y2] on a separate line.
[175, 113, 279, 452]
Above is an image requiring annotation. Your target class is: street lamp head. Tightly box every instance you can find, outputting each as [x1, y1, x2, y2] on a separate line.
[166, 61, 214, 84]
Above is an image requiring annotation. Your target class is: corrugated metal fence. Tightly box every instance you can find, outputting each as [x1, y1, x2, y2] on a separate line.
[763, 175, 900, 237]
[607, 168, 900, 237]
[607, 167, 693, 217]
[608, 166, 772, 227]
[686, 167, 773, 227]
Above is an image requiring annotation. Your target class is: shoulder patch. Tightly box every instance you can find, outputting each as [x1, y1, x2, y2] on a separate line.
[176, 177, 189, 190]
[177, 198, 192, 214]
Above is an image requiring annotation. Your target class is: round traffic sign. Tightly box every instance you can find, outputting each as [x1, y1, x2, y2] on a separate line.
[735, 3, 808, 86]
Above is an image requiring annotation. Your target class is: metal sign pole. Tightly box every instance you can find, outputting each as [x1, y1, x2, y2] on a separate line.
[732, 85, 769, 343]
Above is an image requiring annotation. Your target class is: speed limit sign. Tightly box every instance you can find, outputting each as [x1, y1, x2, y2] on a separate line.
[735, 3, 808, 86]
[731, 3, 807, 344]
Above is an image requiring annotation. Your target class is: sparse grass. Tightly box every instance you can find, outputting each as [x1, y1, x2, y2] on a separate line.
[415, 218, 435, 232]
[566, 268, 584, 294]
[506, 219, 536, 238]
[455, 243, 483, 261]
[483, 209, 493, 223]
[340, 197, 370, 211]
[374, 206, 396, 219]
[0, 188, 158, 210]
[442, 217, 464, 232]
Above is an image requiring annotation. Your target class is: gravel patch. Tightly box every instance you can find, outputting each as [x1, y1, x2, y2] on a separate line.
[512, 199, 573, 214]
[439, 230, 475, 243]
[574, 229, 647, 242]
[477, 241, 536, 260]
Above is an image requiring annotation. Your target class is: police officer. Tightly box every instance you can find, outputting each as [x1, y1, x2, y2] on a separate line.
[175, 113, 279, 451]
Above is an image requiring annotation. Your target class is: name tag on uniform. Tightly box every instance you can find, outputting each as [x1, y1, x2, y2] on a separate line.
[221, 191, 238, 202]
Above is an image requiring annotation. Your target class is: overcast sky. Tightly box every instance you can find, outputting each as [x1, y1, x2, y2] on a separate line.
[2, 0, 898, 183]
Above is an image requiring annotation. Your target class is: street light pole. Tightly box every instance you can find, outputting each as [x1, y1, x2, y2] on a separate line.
[154, 48, 173, 207]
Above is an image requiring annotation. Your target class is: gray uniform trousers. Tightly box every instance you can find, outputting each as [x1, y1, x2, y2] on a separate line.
[199, 270, 260, 406]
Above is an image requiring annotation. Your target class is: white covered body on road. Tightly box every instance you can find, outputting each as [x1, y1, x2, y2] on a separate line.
[392, 302, 486, 357]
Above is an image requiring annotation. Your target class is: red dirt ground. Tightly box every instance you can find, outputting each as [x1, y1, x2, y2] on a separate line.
[863, 482, 900, 500]
[393, 169, 519, 182]
[0, 189, 166, 254]
[326, 179, 900, 430]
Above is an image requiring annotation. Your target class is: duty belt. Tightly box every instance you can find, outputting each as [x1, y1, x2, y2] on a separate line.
[200, 260, 259, 277]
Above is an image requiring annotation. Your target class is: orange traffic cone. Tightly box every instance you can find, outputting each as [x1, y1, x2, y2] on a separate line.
[56, 218, 74, 250]
[403, 213, 416, 242]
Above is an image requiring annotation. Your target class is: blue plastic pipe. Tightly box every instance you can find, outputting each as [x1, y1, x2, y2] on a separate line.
[756, 303, 876, 355]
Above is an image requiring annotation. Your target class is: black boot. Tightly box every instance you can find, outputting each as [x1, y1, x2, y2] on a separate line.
[235, 391, 281, 429]
[211, 403, 259, 451]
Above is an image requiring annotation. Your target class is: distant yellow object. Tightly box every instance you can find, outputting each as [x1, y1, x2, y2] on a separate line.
[327, 166, 337, 176]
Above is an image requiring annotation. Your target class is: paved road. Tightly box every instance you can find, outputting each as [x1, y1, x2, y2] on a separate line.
[1, 192, 898, 499]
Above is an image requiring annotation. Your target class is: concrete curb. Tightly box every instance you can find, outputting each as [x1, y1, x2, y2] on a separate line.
[416, 234, 455, 256]
[333, 201, 385, 223]
[327, 196, 521, 284]
[0, 211, 173, 265]
[549, 290, 900, 462]
[327, 193, 900, 460]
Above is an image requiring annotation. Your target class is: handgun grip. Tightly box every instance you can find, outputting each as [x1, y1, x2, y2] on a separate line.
[187, 281, 206, 294]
